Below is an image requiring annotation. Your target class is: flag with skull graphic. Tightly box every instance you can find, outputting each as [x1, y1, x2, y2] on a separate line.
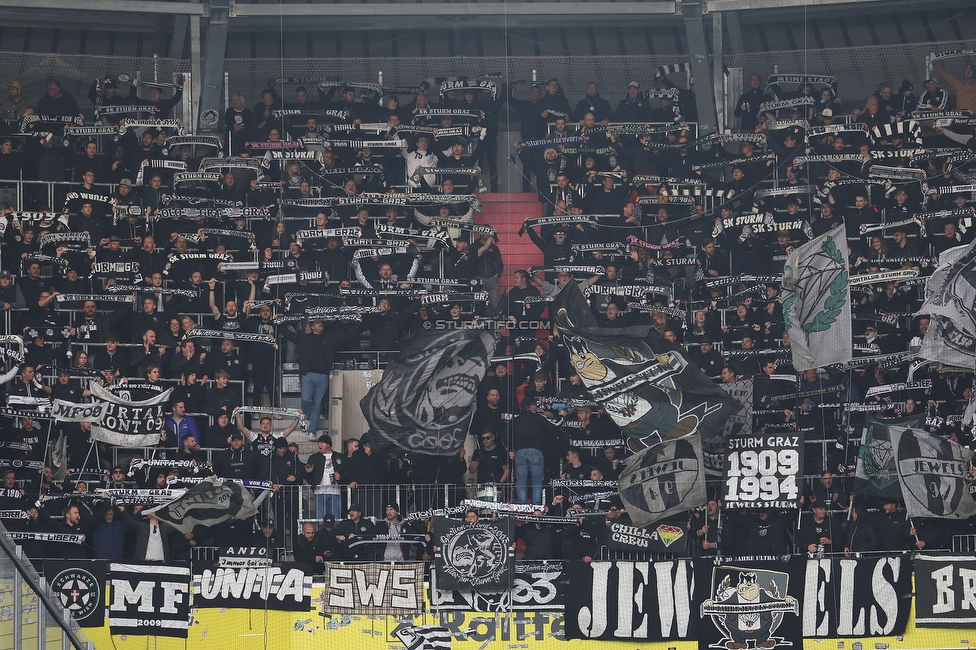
[361, 326, 498, 456]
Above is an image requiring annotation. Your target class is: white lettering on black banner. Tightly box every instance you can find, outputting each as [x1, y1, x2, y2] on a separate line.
[109, 563, 190, 638]
[723, 434, 802, 509]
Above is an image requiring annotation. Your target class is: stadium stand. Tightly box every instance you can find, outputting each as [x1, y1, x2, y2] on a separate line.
[1, 2, 976, 648]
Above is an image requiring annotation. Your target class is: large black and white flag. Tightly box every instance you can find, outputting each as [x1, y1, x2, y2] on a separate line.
[553, 284, 744, 457]
[853, 415, 925, 501]
[722, 433, 802, 509]
[618, 434, 706, 528]
[914, 554, 976, 627]
[434, 517, 514, 591]
[108, 563, 190, 638]
[782, 224, 852, 370]
[51, 382, 171, 447]
[564, 559, 695, 641]
[143, 476, 258, 534]
[802, 556, 913, 637]
[361, 326, 498, 456]
[918, 241, 976, 366]
[890, 426, 976, 519]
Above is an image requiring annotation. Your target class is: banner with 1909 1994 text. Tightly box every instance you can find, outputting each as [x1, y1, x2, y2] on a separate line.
[722, 433, 803, 509]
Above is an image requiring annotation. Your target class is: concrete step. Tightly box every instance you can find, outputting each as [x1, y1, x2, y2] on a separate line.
[481, 192, 540, 203]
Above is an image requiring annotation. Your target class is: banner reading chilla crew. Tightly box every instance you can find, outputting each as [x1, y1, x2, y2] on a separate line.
[782, 223, 852, 370]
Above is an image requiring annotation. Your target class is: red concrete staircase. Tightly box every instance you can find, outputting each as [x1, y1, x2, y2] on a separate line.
[476, 192, 544, 295]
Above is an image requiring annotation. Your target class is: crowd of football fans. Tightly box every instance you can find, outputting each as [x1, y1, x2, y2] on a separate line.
[0, 59, 975, 565]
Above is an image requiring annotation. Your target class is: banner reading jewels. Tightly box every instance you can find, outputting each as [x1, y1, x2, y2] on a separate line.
[564, 559, 695, 641]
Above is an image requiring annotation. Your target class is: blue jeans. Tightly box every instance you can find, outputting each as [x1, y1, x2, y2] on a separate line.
[301, 372, 330, 433]
[315, 492, 342, 521]
[515, 448, 545, 505]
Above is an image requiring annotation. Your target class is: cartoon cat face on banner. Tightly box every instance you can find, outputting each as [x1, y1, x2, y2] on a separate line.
[701, 565, 799, 650]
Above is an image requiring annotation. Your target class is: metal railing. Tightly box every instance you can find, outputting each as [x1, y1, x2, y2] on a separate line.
[0, 519, 93, 650]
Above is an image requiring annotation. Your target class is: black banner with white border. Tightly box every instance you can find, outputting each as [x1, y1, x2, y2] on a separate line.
[722, 434, 803, 509]
[431, 561, 564, 611]
[914, 554, 976, 627]
[109, 562, 190, 638]
[802, 556, 913, 637]
[193, 562, 312, 611]
[564, 559, 696, 640]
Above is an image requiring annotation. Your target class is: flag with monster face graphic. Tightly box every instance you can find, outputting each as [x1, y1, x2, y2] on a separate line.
[361, 325, 499, 456]
[552, 285, 743, 471]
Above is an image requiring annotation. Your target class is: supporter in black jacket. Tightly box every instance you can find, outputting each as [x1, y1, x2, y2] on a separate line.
[734, 74, 772, 132]
[294, 521, 328, 565]
[796, 503, 839, 554]
[212, 432, 257, 479]
[334, 504, 376, 560]
[843, 505, 881, 554]
[282, 319, 364, 433]
[573, 83, 614, 124]
[509, 84, 546, 192]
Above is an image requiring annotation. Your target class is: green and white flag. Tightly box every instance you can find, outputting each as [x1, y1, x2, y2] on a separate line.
[781, 224, 851, 371]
